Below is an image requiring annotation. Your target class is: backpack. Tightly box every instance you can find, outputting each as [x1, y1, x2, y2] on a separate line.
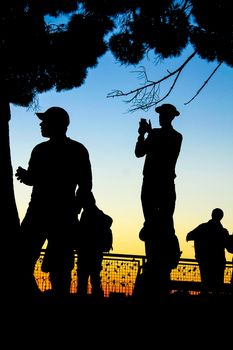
[159, 233, 182, 269]
[95, 208, 113, 252]
[226, 234, 233, 254]
[167, 234, 182, 269]
[79, 206, 113, 253]
[138, 223, 182, 269]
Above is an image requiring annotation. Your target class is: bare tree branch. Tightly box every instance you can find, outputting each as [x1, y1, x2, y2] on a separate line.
[184, 61, 223, 105]
[107, 50, 224, 111]
[107, 51, 197, 112]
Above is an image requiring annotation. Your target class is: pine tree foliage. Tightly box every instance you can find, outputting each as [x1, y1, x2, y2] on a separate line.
[1, 1, 232, 108]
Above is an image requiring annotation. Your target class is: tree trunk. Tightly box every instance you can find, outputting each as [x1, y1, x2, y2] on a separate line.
[0, 95, 21, 301]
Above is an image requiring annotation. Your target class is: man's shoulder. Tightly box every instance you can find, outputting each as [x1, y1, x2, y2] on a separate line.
[190, 222, 208, 234]
[150, 128, 182, 137]
[67, 137, 88, 151]
[32, 141, 49, 151]
[172, 128, 183, 139]
[149, 128, 159, 133]
[149, 128, 162, 137]
[221, 226, 229, 236]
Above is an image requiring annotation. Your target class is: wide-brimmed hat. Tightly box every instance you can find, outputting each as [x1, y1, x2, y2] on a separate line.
[155, 103, 180, 117]
[36, 106, 70, 126]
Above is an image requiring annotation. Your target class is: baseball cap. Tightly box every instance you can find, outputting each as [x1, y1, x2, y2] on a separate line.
[36, 106, 70, 126]
[155, 103, 180, 117]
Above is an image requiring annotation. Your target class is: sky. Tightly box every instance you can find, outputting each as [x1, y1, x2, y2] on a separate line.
[9, 48, 233, 261]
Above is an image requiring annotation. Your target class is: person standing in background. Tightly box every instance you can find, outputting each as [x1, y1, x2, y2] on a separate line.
[226, 234, 233, 291]
[186, 208, 230, 295]
[76, 191, 113, 300]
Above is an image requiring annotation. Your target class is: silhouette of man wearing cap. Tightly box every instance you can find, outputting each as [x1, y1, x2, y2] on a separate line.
[16, 106, 93, 299]
[135, 103, 183, 298]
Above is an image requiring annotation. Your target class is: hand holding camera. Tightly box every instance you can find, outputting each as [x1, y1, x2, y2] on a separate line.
[138, 118, 152, 135]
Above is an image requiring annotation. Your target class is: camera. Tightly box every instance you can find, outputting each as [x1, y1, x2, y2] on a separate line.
[140, 118, 148, 126]
[139, 118, 151, 133]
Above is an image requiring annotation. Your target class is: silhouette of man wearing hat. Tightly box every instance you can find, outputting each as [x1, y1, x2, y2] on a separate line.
[135, 103, 183, 298]
[16, 106, 93, 299]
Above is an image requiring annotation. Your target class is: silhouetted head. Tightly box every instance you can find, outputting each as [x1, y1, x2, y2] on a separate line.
[155, 103, 180, 127]
[36, 106, 70, 126]
[36, 107, 70, 137]
[211, 208, 224, 222]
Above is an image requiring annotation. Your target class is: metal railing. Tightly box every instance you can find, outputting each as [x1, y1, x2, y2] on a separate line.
[34, 250, 233, 297]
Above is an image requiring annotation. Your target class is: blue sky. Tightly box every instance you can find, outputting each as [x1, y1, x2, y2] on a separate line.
[10, 48, 233, 260]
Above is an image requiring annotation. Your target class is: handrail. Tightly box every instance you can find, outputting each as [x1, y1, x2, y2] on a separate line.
[34, 250, 233, 297]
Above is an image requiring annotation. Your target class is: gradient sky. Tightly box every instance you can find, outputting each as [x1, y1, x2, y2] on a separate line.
[10, 48, 233, 261]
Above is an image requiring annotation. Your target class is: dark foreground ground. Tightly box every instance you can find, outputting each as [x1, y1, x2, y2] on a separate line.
[10, 290, 233, 318]
[4, 292, 232, 347]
